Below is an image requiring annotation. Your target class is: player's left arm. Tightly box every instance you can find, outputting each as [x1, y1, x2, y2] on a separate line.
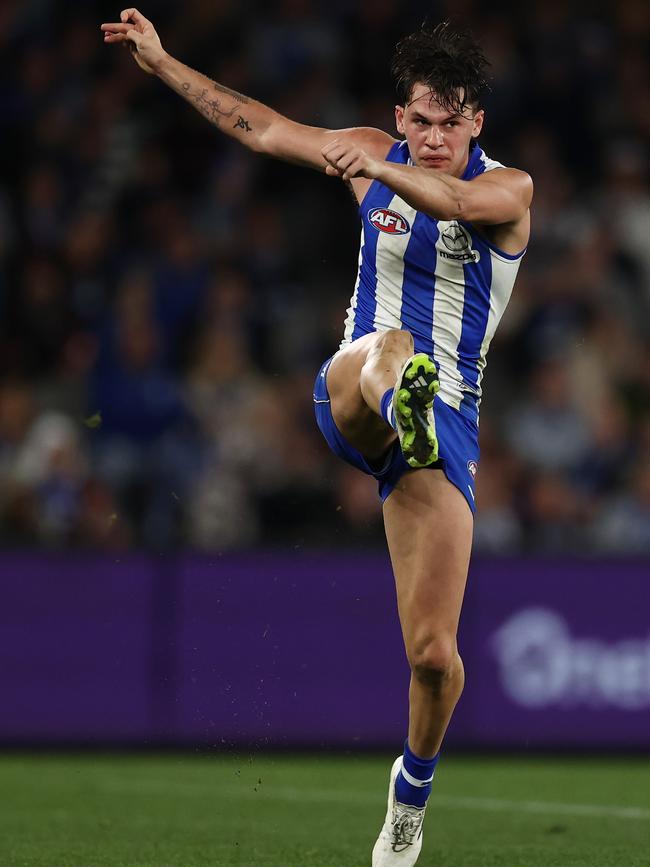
[322, 140, 533, 225]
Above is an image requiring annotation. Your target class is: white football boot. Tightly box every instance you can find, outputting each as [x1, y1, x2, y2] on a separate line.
[371, 756, 428, 867]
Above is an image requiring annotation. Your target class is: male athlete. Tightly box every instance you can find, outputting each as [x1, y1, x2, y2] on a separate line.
[102, 10, 532, 864]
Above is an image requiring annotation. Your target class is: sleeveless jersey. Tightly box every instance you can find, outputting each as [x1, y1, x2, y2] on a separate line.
[340, 141, 525, 422]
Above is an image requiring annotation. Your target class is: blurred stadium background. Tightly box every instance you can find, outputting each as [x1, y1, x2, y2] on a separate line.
[1, 1, 650, 864]
[4, 0, 650, 556]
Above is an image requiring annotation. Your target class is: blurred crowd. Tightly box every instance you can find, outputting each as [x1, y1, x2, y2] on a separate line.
[1, 0, 649, 553]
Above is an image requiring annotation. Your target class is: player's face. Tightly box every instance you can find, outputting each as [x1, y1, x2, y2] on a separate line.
[395, 83, 484, 177]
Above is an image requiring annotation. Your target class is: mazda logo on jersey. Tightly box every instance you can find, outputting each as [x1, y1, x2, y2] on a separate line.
[438, 221, 480, 263]
[368, 208, 411, 235]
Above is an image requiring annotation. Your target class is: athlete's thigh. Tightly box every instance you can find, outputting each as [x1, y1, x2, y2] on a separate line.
[383, 468, 473, 649]
[326, 334, 396, 459]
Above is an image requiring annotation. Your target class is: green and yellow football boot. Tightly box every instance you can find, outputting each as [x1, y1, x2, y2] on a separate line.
[392, 353, 440, 468]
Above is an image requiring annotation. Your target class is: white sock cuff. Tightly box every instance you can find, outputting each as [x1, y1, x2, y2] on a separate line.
[400, 762, 434, 788]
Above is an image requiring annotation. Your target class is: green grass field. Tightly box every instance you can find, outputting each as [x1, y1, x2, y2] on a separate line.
[1, 752, 649, 867]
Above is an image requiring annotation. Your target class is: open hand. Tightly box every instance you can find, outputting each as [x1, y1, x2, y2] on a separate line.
[321, 139, 381, 182]
[101, 8, 166, 74]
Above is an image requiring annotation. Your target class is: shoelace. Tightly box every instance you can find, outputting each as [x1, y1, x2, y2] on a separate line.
[391, 809, 424, 853]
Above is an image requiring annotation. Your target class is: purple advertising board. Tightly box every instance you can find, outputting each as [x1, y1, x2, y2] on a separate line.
[0, 553, 648, 748]
[0, 555, 154, 741]
[462, 559, 650, 748]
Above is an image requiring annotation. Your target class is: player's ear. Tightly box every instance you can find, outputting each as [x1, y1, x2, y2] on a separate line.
[472, 109, 484, 139]
[395, 105, 406, 136]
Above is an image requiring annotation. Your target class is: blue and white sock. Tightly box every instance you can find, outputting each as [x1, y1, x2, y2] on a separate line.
[379, 388, 397, 431]
[394, 741, 440, 808]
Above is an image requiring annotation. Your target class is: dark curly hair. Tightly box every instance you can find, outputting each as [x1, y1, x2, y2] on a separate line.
[391, 22, 491, 114]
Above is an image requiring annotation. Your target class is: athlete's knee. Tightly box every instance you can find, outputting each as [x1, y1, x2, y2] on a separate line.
[366, 329, 414, 363]
[408, 634, 463, 694]
[360, 330, 414, 399]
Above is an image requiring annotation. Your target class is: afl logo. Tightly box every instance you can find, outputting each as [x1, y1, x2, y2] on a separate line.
[467, 460, 478, 479]
[442, 224, 472, 252]
[368, 208, 411, 235]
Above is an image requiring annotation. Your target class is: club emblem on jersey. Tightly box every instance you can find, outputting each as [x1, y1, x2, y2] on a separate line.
[438, 222, 480, 262]
[368, 208, 411, 235]
[442, 224, 471, 252]
[467, 460, 478, 478]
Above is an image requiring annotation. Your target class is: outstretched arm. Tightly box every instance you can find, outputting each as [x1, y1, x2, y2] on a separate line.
[101, 8, 394, 174]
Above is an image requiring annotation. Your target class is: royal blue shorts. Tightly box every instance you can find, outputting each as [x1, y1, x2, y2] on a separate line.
[313, 356, 480, 514]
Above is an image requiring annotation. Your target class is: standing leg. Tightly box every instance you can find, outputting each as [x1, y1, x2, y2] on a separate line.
[384, 471, 472, 758]
[372, 470, 473, 867]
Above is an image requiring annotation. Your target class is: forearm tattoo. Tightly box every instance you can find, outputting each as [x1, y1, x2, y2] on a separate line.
[181, 82, 239, 128]
[233, 115, 252, 132]
[213, 82, 249, 104]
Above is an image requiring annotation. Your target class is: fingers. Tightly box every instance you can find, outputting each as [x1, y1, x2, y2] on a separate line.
[321, 139, 347, 169]
[102, 10, 160, 73]
[322, 139, 367, 180]
[101, 17, 147, 46]
[102, 9, 150, 35]
[103, 31, 129, 43]
[101, 22, 132, 45]
[101, 23, 137, 44]
[321, 139, 342, 161]
[120, 8, 148, 26]
[322, 139, 356, 166]
[101, 23, 131, 44]
[100, 22, 131, 32]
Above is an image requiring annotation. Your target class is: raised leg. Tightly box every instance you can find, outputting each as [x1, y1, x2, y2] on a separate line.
[325, 329, 415, 460]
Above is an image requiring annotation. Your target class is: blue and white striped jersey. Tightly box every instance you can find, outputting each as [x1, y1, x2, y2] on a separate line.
[340, 140, 525, 422]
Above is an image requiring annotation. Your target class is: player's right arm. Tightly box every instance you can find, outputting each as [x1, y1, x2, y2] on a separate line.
[101, 8, 394, 177]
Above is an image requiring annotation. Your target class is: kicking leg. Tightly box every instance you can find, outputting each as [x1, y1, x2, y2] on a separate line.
[327, 330, 438, 466]
[325, 329, 413, 459]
